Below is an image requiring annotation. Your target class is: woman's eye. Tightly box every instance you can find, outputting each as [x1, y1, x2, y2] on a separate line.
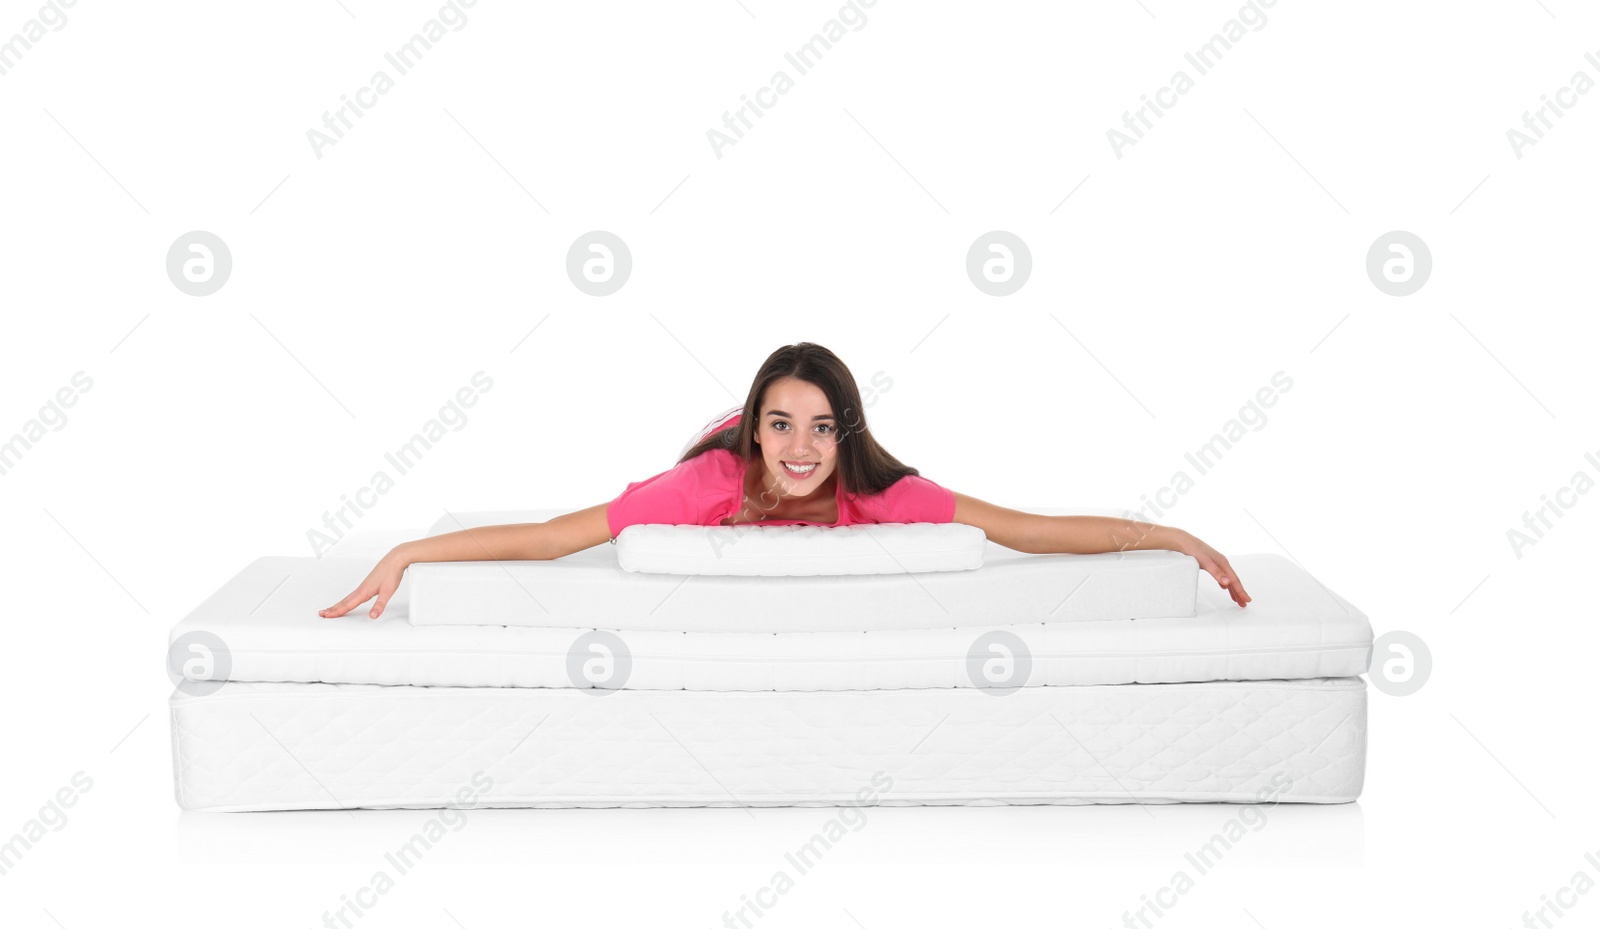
[771, 421, 834, 434]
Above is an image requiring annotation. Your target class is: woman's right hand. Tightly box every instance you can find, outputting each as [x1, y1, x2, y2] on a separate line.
[320, 545, 411, 619]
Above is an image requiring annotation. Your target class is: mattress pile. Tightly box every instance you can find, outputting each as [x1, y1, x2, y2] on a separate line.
[167, 510, 1372, 811]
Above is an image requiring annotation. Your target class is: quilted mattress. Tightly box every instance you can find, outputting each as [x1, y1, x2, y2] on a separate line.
[170, 677, 1366, 811]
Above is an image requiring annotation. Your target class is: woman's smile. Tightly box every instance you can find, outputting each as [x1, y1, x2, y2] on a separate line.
[780, 459, 819, 480]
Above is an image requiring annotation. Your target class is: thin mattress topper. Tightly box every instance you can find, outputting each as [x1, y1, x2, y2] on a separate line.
[409, 507, 1198, 631]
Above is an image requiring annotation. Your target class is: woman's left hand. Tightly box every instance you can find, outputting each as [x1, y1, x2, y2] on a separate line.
[1172, 531, 1251, 608]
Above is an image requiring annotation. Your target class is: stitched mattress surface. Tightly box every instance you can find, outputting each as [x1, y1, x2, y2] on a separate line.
[171, 677, 1367, 810]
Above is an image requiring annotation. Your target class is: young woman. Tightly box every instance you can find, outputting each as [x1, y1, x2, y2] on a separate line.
[322, 342, 1251, 619]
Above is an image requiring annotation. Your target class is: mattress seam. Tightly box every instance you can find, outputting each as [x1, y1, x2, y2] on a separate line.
[171, 676, 1369, 705]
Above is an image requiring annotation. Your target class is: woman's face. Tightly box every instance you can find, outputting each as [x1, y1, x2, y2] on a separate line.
[753, 376, 839, 498]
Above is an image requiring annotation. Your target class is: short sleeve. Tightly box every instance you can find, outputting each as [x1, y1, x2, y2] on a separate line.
[606, 450, 739, 538]
[852, 474, 956, 525]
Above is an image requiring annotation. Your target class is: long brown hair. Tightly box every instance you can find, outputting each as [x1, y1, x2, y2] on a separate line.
[676, 342, 919, 498]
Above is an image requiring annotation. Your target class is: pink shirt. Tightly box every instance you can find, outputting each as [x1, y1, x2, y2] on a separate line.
[606, 412, 956, 538]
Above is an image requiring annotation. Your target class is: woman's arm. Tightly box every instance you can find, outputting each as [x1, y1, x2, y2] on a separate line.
[319, 503, 612, 619]
[951, 492, 1251, 607]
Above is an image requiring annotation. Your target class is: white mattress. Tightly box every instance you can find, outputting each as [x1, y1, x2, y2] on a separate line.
[170, 677, 1367, 811]
[166, 553, 1371, 691]
[414, 507, 1198, 631]
[410, 548, 1198, 631]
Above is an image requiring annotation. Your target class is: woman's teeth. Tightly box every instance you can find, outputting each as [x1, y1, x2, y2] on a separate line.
[782, 461, 817, 476]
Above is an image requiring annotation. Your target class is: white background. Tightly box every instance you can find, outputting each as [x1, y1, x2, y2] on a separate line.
[2, 0, 1597, 926]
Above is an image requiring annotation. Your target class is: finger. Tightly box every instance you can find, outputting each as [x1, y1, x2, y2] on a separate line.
[1218, 560, 1250, 605]
[1220, 571, 1247, 606]
[369, 579, 398, 619]
[1202, 562, 1247, 608]
[1202, 557, 1247, 607]
[321, 587, 373, 618]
